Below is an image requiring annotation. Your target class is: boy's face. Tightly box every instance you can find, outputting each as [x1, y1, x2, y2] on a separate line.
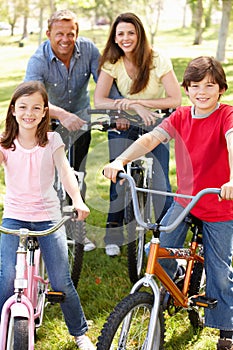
[185, 75, 225, 115]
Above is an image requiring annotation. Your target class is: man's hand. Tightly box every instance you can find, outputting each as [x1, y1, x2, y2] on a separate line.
[60, 112, 86, 131]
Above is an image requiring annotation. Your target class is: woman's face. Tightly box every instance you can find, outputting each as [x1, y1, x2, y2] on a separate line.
[115, 22, 138, 54]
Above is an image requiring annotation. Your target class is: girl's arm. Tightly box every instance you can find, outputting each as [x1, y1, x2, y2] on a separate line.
[220, 132, 233, 200]
[103, 128, 166, 183]
[53, 147, 90, 220]
[0, 151, 4, 165]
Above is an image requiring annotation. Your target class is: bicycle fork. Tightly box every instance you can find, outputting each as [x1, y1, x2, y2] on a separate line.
[0, 230, 35, 350]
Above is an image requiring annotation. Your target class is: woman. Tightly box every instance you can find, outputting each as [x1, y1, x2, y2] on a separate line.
[94, 12, 182, 256]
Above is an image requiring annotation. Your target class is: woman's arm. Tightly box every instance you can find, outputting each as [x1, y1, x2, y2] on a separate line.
[115, 70, 182, 111]
[53, 147, 90, 220]
[94, 71, 118, 109]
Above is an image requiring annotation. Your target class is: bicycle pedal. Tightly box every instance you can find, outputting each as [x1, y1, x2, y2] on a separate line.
[189, 295, 217, 309]
[46, 291, 66, 303]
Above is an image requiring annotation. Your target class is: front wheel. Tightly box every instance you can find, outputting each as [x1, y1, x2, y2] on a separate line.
[97, 292, 164, 350]
[6, 316, 29, 350]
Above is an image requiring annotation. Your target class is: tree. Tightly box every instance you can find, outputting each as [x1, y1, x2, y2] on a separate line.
[216, 0, 232, 62]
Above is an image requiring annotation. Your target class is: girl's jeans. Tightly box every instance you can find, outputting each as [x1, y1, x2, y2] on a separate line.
[159, 201, 233, 330]
[0, 219, 88, 336]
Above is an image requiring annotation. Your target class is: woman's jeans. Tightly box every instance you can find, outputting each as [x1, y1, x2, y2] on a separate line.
[0, 219, 88, 336]
[159, 201, 233, 330]
[105, 126, 173, 246]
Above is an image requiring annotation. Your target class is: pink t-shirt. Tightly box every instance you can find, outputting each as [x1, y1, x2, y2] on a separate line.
[155, 103, 233, 221]
[0, 132, 64, 221]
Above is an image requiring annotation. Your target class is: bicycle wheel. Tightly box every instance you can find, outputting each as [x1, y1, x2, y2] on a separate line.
[65, 219, 85, 289]
[97, 292, 164, 350]
[125, 172, 147, 284]
[188, 260, 205, 331]
[6, 316, 29, 350]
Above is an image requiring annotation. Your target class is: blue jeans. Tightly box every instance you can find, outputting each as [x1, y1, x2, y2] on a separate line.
[159, 201, 233, 330]
[105, 126, 173, 246]
[0, 219, 88, 336]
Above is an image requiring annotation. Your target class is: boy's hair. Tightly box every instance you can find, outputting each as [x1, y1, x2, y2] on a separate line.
[181, 56, 228, 92]
[1, 81, 50, 150]
[47, 9, 79, 34]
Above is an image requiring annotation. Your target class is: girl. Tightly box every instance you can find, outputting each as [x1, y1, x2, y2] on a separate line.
[0, 81, 95, 349]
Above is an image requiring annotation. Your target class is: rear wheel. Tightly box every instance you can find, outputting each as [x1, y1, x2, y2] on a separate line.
[97, 291, 164, 350]
[65, 218, 85, 289]
[188, 260, 205, 331]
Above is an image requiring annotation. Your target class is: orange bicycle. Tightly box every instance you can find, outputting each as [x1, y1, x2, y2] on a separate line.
[97, 172, 220, 350]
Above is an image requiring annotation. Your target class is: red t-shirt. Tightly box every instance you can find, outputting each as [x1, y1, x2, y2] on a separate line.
[158, 104, 233, 221]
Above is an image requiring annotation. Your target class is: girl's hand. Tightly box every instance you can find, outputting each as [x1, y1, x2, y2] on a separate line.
[74, 202, 90, 221]
[103, 159, 125, 183]
[219, 180, 233, 201]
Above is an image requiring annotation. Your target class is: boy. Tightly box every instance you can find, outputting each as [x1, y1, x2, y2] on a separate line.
[103, 56, 233, 350]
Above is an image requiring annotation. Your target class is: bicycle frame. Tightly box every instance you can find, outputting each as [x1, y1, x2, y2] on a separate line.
[0, 218, 68, 350]
[118, 172, 220, 349]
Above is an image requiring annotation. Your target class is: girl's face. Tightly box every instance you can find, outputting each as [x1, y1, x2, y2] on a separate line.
[185, 75, 225, 115]
[12, 92, 47, 131]
[115, 22, 138, 55]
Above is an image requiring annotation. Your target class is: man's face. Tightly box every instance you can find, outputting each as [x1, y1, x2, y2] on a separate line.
[46, 20, 78, 62]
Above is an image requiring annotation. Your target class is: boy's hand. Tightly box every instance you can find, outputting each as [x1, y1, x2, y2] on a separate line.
[220, 180, 233, 200]
[103, 160, 125, 183]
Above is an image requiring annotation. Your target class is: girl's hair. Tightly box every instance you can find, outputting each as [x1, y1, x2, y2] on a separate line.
[98, 12, 153, 94]
[1, 81, 50, 150]
[47, 9, 79, 34]
[181, 56, 228, 94]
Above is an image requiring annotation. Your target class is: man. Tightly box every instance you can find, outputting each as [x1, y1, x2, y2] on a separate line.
[24, 9, 98, 251]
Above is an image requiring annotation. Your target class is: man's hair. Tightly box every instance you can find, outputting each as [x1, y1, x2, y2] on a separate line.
[47, 9, 79, 34]
[181, 56, 228, 92]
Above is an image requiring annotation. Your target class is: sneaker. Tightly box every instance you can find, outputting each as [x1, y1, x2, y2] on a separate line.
[75, 335, 96, 349]
[217, 338, 233, 350]
[84, 237, 96, 252]
[105, 244, 120, 257]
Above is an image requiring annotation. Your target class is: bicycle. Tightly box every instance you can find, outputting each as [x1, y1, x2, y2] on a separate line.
[0, 214, 73, 350]
[97, 172, 220, 350]
[86, 109, 171, 283]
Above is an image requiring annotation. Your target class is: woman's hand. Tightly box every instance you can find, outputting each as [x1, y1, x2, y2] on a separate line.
[103, 159, 125, 183]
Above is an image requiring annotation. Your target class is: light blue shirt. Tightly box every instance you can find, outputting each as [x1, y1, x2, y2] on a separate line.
[24, 37, 99, 120]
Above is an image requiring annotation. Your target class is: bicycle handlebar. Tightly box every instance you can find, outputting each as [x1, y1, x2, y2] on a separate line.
[0, 215, 73, 237]
[118, 172, 221, 233]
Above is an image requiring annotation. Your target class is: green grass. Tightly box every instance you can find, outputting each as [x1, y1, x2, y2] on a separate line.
[0, 25, 233, 349]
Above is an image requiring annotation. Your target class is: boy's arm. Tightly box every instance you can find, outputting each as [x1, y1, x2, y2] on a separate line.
[103, 128, 166, 183]
[220, 132, 233, 200]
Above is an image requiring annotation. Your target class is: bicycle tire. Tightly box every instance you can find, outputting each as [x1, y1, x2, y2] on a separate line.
[188, 260, 205, 331]
[65, 219, 85, 289]
[97, 291, 164, 350]
[125, 171, 147, 283]
[13, 317, 29, 350]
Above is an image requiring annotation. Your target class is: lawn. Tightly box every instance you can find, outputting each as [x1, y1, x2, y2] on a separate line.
[0, 23, 232, 349]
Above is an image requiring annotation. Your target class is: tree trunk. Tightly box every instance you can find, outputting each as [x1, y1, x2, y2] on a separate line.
[216, 0, 232, 62]
[193, 0, 204, 45]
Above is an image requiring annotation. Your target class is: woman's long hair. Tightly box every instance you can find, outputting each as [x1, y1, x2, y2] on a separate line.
[98, 12, 153, 94]
[1, 81, 50, 150]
